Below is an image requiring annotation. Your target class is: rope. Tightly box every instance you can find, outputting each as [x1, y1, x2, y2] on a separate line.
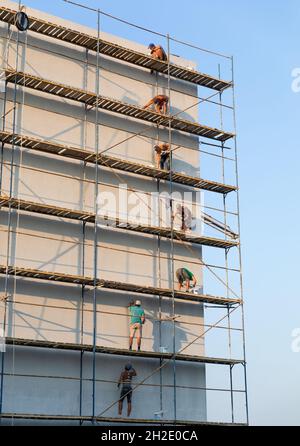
[63, 0, 231, 59]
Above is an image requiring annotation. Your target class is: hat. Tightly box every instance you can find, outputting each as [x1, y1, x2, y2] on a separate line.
[135, 300, 141, 306]
[125, 364, 132, 371]
[148, 43, 155, 49]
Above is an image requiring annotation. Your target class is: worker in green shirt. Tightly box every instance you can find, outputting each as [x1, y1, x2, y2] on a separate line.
[176, 267, 197, 292]
[128, 300, 145, 352]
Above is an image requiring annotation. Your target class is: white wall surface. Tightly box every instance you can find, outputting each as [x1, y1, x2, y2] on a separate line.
[0, 0, 206, 423]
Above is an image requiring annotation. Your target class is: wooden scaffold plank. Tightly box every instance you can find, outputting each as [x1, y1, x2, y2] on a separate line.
[0, 5, 232, 91]
[0, 130, 237, 194]
[0, 195, 239, 249]
[4, 69, 235, 142]
[0, 264, 241, 305]
[4, 337, 244, 366]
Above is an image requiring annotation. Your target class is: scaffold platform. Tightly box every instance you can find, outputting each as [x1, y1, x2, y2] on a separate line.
[0, 5, 232, 91]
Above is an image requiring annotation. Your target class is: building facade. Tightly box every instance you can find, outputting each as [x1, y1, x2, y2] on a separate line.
[0, 0, 246, 425]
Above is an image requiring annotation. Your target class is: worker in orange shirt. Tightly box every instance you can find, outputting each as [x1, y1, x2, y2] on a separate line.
[148, 43, 168, 61]
[154, 143, 171, 170]
[143, 95, 169, 114]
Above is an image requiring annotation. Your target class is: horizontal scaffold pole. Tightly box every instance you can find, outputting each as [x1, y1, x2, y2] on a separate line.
[4, 69, 235, 142]
[0, 195, 239, 249]
[0, 264, 241, 305]
[4, 337, 244, 366]
[0, 412, 246, 426]
[0, 131, 237, 194]
[0, 5, 232, 91]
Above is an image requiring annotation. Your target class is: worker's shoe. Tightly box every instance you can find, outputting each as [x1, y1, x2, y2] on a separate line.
[129, 346, 132, 351]
[137, 346, 141, 352]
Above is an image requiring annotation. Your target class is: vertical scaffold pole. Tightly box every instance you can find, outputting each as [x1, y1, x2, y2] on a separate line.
[79, 46, 90, 426]
[166, 33, 176, 423]
[218, 63, 234, 423]
[231, 55, 249, 425]
[0, 21, 10, 419]
[92, 9, 101, 422]
[153, 70, 163, 415]
[0, 8, 23, 417]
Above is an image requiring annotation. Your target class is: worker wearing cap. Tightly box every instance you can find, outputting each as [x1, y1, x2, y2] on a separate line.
[143, 95, 169, 114]
[176, 267, 197, 292]
[128, 300, 145, 352]
[118, 363, 137, 417]
[148, 43, 168, 61]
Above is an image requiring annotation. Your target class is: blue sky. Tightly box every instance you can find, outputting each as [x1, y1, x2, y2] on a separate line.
[13, 0, 300, 425]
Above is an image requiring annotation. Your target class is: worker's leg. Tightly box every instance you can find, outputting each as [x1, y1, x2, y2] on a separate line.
[160, 153, 168, 170]
[163, 99, 169, 115]
[155, 103, 161, 113]
[185, 279, 190, 292]
[156, 153, 161, 169]
[160, 155, 165, 170]
[164, 156, 170, 171]
[127, 402, 132, 417]
[176, 269, 183, 290]
[127, 391, 133, 417]
[118, 400, 123, 416]
[119, 389, 126, 415]
[129, 324, 135, 350]
[136, 325, 142, 351]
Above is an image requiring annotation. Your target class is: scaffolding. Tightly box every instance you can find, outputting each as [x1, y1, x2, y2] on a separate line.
[0, 1, 248, 425]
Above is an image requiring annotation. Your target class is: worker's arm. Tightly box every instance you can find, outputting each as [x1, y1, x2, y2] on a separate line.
[141, 310, 146, 324]
[130, 368, 137, 377]
[117, 372, 123, 388]
[192, 275, 197, 287]
[143, 98, 154, 109]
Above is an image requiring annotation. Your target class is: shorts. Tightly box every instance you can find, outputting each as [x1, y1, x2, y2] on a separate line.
[120, 386, 132, 403]
[130, 323, 142, 338]
[154, 97, 168, 105]
[160, 152, 170, 168]
[176, 268, 190, 285]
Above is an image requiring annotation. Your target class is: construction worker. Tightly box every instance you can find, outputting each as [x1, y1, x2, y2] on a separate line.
[118, 363, 137, 417]
[148, 43, 168, 61]
[143, 95, 169, 115]
[154, 143, 170, 170]
[173, 203, 193, 231]
[176, 267, 197, 292]
[129, 300, 145, 352]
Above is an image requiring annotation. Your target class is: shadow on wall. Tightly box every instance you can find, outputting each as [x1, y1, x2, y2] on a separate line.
[171, 106, 196, 123]
[172, 158, 199, 177]
[121, 95, 140, 107]
[153, 320, 194, 353]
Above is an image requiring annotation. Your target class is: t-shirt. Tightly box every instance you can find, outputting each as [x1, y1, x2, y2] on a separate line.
[157, 46, 168, 61]
[129, 306, 145, 324]
[183, 268, 194, 280]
